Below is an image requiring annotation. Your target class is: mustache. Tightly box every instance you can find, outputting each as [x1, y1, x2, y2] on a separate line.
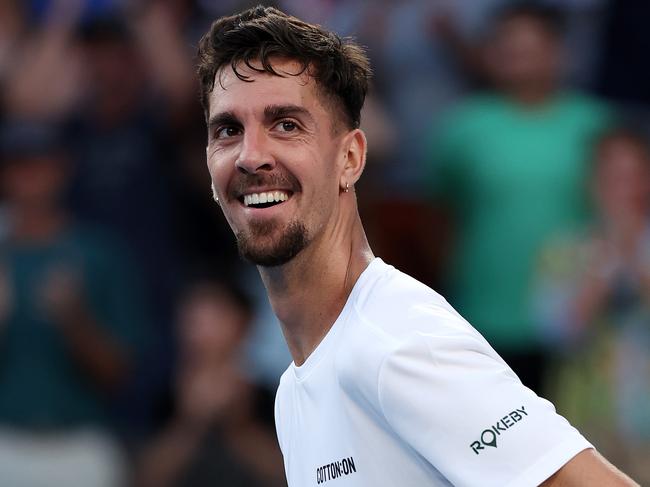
[227, 171, 301, 199]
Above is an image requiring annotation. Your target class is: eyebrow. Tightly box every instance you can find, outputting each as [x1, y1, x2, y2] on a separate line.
[263, 104, 315, 126]
[207, 104, 316, 135]
[207, 111, 239, 135]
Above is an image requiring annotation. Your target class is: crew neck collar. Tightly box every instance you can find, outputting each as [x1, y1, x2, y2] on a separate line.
[291, 257, 384, 381]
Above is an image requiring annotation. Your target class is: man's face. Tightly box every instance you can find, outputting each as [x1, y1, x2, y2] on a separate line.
[486, 16, 561, 90]
[178, 287, 248, 360]
[594, 138, 650, 220]
[83, 40, 143, 119]
[206, 59, 347, 266]
[2, 155, 67, 209]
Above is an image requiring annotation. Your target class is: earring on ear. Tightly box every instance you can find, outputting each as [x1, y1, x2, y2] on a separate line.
[344, 182, 350, 193]
[211, 182, 220, 204]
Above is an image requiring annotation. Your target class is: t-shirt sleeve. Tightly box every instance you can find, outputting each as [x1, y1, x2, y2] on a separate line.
[377, 330, 592, 487]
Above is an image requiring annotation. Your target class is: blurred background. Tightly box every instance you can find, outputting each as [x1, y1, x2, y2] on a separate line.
[0, 0, 649, 485]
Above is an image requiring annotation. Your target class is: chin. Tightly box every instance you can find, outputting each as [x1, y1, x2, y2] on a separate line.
[240, 248, 301, 267]
[236, 220, 309, 267]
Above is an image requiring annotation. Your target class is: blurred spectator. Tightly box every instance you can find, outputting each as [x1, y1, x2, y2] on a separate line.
[532, 128, 650, 484]
[240, 267, 292, 393]
[0, 120, 149, 486]
[324, 0, 504, 192]
[137, 278, 285, 487]
[2, 0, 85, 120]
[0, 1, 25, 83]
[425, 3, 611, 392]
[67, 13, 186, 400]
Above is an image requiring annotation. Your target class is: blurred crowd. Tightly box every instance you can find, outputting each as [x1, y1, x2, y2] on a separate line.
[0, 0, 649, 485]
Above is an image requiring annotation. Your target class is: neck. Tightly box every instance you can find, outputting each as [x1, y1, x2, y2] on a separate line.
[506, 81, 557, 107]
[258, 210, 373, 366]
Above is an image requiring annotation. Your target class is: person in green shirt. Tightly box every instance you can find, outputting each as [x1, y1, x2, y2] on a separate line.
[426, 3, 611, 392]
[0, 121, 149, 486]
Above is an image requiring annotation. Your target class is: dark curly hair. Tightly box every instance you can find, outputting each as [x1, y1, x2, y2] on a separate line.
[196, 5, 371, 129]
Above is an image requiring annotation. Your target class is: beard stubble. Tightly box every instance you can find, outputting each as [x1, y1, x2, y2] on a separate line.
[236, 217, 309, 267]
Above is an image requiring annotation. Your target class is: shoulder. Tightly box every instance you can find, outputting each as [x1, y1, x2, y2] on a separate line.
[349, 258, 480, 342]
[331, 262, 592, 486]
[333, 259, 491, 410]
[63, 225, 144, 303]
[437, 94, 503, 131]
[561, 91, 609, 111]
[556, 92, 612, 125]
[448, 93, 503, 116]
[66, 223, 130, 255]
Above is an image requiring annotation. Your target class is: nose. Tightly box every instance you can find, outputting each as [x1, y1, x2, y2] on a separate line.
[235, 128, 275, 174]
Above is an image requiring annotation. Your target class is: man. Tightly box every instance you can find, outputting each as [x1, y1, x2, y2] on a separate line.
[197, 6, 636, 486]
[425, 3, 611, 394]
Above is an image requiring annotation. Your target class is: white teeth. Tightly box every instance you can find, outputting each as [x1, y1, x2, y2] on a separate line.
[244, 191, 290, 207]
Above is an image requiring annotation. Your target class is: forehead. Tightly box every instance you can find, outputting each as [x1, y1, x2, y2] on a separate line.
[208, 59, 327, 119]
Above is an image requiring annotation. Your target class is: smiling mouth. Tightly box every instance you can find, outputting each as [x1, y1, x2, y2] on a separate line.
[240, 190, 292, 209]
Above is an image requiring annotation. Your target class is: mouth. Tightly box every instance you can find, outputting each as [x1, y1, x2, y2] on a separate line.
[239, 189, 293, 209]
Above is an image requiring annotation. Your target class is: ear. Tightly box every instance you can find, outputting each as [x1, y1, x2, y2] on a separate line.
[339, 129, 367, 191]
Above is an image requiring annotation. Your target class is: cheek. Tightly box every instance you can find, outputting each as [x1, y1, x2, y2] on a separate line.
[207, 149, 235, 192]
[303, 151, 341, 220]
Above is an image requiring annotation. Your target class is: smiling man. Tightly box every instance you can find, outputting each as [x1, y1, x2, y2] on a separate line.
[197, 6, 636, 487]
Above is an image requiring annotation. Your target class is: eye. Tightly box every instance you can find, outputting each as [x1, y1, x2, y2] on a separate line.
[215, 126, 241, 139]
[275, 120, 298, 132]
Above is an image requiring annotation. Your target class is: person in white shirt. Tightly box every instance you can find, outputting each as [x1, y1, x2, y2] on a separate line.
[196, 5, 637, 486]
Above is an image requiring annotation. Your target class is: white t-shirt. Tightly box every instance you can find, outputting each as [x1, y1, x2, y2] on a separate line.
[274, 258, 592, 486]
